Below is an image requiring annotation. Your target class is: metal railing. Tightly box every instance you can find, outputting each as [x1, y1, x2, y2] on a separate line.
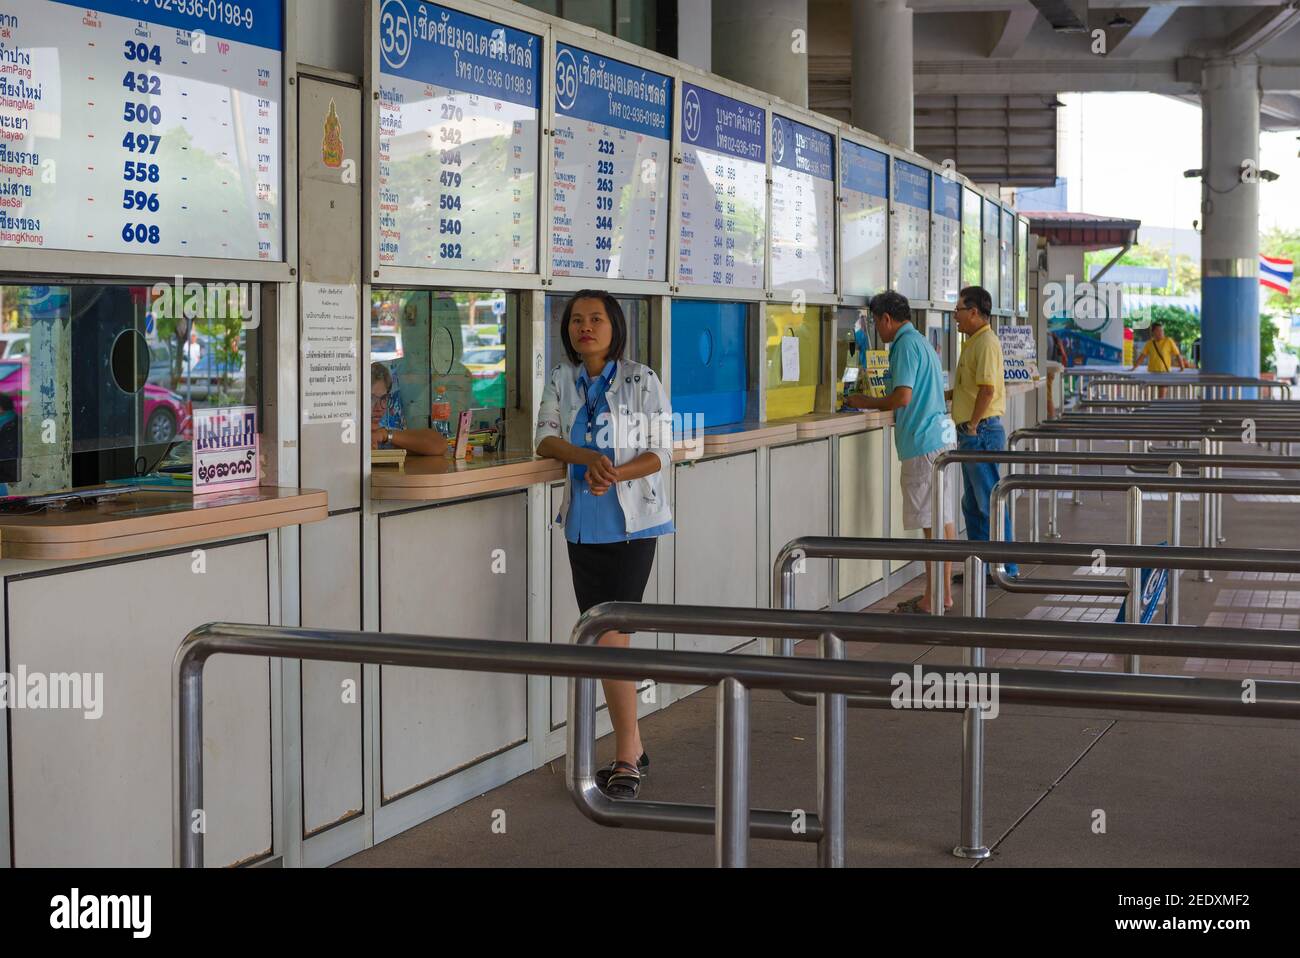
[1077, 374, 1290, 402]
[770, 536, 1300, 858]
[990, 473, 1300, 669]
[927, 447, 1300, 615]
[174, 623, 847, 868]
[176, 592, 1300, 868]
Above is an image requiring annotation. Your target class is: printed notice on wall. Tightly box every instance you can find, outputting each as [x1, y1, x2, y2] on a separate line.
[194, 406, 259, 495]
[301, 282, 358, 424]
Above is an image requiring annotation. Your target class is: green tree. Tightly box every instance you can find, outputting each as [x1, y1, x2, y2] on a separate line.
[1261, 314, 1281, 374]
[1084, 242, 1200, 296]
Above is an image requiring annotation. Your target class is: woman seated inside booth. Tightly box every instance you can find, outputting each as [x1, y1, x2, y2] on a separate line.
[370, 362, 449, 457]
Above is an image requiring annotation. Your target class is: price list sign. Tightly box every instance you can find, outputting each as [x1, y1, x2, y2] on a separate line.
[999, 207, 1015, 311]
[550, 43, 671, 280]
[0, 0, 283, 261]
[889, 157, 929, 302]
[982, 196, 1000, 306]
[676, 82, 765, 289]
[930, 172, 960, 305]
[376, 1, 540, 273]
[770, 114, 834, 293]
[840, 138, 887, 298]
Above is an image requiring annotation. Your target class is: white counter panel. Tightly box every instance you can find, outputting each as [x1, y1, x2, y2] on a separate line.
[837, 429, 886, 598]
[769, 440, 831, 610]
[300, 512, 364, 837]
[673, 453, 758, 653]
[6, 538, 272, 867]
[378, 494, 528, 802]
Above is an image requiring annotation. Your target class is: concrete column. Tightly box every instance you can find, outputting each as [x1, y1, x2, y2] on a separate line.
[1199, 59, 1260, 378]
[712, 0, 808, 107]
[677, 0, 712, 73]
[851, 0, 913, 150]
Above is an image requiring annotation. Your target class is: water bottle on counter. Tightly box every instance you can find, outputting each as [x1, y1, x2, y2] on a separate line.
[431, 386, 451, 438]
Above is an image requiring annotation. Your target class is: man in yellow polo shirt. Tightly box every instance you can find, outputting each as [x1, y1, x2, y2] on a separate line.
[1132, 322, 1188, 373]
[948, 286, 1017, 579]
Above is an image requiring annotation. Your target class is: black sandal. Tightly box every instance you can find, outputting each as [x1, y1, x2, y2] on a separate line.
[603, 761, 642, 799]
[595, 751, 649, 788]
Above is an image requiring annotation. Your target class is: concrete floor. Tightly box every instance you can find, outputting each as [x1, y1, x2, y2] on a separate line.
[339, 451, 1300, 867]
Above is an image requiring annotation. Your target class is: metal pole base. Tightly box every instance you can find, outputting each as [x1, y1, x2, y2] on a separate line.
[1045, 530, 1062, 540]
[952, 844, 992, 860]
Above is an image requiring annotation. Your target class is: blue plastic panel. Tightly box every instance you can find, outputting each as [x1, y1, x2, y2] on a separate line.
[671, 300, 748, 429]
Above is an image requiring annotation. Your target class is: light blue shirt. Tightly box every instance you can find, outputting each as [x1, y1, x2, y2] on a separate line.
[566, 361, 675, 544]
[886, 323, 950, 460]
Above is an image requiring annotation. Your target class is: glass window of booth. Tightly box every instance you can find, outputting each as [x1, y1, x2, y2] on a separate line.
[1017, 219, 1030, 315]
[370, 288, 519, 452]
[544, 294, 651, 375]
[960, 187, 982, 291]
[0, 281, 261, 498]
[765, 303, 822, 420]
[671, 299, 750, 430]
[982, 198, 1000, 307]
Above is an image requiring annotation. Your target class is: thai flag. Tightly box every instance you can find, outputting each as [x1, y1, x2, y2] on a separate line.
[1260, 254, 1294, 294]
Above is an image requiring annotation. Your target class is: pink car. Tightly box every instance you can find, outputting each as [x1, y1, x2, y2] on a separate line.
[0, 359, 193, 443]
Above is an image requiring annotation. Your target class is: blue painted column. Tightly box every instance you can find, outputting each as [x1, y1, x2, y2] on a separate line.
[1200, 59, 1260, 378]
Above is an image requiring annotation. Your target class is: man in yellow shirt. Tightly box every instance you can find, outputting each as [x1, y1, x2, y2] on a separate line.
[947, 286, 1016, 578]
[1131, 322, 1188, 374]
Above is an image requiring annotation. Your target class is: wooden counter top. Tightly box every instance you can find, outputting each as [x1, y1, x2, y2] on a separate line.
[0, 486, 328, 561]
[371, 451, 565, 502]
[773, 412, 875, 439]
[700, 421, 799, 456]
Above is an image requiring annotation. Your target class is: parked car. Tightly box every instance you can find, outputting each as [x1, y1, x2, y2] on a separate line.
[0, 359, 29, 412]
[0, 358, 190, 442]
[143, 384, 193, 442]
[0, 332, 30, 359]
[463, 346, 505, 379]
[176, 351, 247, 401]
[371, 330, 404, 364]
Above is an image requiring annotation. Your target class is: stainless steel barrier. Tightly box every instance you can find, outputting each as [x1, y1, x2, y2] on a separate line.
[770, 536, 1300, 858]
[991, 473, 1300, 669]
[927, 447, 1300, 617]
[1080, 374, 1290, 402]
[178, 578, 1300, 867]
[175, 623, 845, 868]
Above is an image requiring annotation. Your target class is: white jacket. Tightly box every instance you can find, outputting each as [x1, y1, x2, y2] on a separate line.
[535, 359, 674, 534]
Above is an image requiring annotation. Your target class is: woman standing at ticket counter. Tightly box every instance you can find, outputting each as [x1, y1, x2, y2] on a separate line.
[536, 291, 674, 799]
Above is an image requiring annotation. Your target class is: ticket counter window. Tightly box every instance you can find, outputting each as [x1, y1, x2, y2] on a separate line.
[0, 281, 260, 499]
[765, 303, 822, 420]
[370, 288, 519, 450]
[544, 295, 650, 374]
[671, 299, 750, 430]
[834, 306, 872, 405]
[926, 312, 953, 386]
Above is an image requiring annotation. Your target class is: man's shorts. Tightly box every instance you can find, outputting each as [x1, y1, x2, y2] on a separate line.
[899, 445, 956, 531]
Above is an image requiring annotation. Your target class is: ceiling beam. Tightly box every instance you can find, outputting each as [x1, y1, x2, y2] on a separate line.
[1108, 4, 1181, 57]
[1222, 2, 1300, 56]
[988, 5, 1041, 57]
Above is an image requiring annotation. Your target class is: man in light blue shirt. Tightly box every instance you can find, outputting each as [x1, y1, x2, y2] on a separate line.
[845, 290, 956, 612]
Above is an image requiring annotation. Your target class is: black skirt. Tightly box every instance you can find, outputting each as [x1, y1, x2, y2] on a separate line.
[567, 538, 658, 614]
